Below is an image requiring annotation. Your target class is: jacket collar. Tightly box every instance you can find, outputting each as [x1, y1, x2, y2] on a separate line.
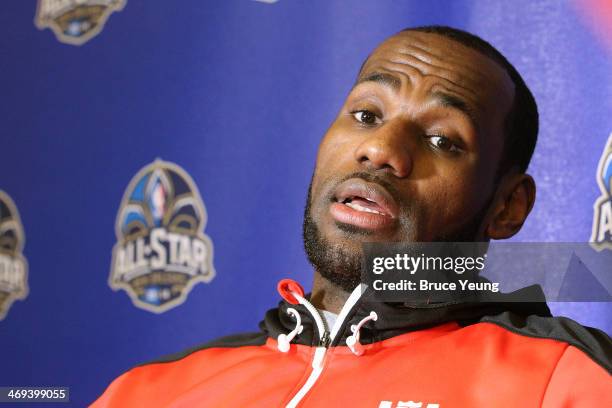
[261, 280, 551, 348]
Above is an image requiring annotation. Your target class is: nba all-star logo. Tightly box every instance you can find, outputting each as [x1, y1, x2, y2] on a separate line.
[0, 191, 28, 321]
[35, 0, 126, 46]
[109, 159, 215, 313]
[591, 133, 612, 251]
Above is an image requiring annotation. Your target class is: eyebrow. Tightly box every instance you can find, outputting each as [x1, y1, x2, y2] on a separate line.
[355, 72, 401, 91]
[430, 91, 477, 125]
[355, 71, 478, 127]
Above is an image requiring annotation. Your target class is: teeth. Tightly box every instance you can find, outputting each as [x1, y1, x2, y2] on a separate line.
[345, 201, 384, 215]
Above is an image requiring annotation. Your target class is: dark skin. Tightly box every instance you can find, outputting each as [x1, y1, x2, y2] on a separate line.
[308, 31, 536, 314]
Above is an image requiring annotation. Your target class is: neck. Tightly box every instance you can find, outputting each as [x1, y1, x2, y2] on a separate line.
[310, 272, 351, 314]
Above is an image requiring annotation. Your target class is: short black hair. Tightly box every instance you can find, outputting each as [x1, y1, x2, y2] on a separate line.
[363, 25, 539, 175]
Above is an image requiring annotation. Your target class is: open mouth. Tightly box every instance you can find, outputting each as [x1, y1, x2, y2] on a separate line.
[329, 178, 399, 231]
[341, 196, 389, 216]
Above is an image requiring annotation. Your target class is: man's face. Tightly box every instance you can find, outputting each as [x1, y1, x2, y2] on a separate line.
[304, 31, 515, 290]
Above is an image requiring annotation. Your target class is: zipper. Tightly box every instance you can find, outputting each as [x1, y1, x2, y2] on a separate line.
[285, 284, 365, 408]
[319, 331, 330, 347]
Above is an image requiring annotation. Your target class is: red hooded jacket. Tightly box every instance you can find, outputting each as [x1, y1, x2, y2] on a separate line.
[92, 279, 612, 407]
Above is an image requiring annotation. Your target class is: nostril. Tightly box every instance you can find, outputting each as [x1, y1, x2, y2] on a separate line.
[359, 157, 394, 173]
[358, 155, 369, 164]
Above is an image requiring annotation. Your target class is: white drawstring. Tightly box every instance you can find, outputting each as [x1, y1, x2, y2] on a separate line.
[291, 292, 328, 342]
[345, 311, 378, 356]
[277, 308, 303, 352]
[277, 290, 329, 352]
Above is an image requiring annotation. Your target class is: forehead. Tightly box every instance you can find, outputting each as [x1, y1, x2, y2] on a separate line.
[359, 31, 515, 123]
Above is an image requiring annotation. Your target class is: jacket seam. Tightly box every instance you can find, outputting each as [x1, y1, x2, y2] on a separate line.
[479, 320, 612, 373]
[134, 332, 267, 367]
[538, 343, 569, 408]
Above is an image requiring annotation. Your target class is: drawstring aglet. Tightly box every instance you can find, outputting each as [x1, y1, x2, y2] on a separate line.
[346, 311, 378, 356]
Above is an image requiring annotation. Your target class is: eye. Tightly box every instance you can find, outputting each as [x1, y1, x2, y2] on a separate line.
[351, 110, 381, 125]
[426, 135, 462, 153]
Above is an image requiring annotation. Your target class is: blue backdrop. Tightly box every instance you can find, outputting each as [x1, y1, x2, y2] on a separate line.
[1, 0, 611, 406]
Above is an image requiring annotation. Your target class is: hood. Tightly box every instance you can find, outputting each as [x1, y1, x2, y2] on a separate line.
[259, 279, 551, 349]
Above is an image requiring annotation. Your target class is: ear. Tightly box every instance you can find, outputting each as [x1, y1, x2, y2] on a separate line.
[486, 173, 536, 240]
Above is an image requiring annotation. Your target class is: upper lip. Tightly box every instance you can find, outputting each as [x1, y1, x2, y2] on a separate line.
[333, 178, 399, 218]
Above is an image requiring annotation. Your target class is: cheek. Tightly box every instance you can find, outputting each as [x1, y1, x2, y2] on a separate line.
[419, 164, 484, 224]
[311, 122, 358, 194]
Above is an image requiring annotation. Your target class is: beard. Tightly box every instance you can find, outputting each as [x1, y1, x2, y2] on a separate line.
[302, 176, 494, 292]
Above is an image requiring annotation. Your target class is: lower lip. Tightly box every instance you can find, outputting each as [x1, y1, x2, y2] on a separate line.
[329, 202, 396, 231]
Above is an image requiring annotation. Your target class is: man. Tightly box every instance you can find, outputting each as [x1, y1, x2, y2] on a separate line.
[93, 26, 611, 407]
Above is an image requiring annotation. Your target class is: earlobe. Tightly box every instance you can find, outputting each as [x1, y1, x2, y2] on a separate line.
[486, 173, 536, 240]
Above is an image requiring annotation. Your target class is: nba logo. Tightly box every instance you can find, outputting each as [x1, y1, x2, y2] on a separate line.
[590, 133, 612, 251]
[109, 159, 215, 313]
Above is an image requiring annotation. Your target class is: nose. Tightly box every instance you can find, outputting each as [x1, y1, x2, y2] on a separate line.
[353, 120, 413, 178]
